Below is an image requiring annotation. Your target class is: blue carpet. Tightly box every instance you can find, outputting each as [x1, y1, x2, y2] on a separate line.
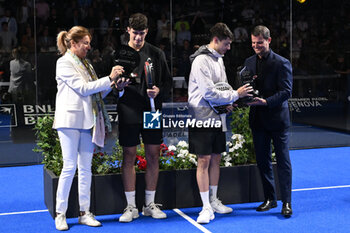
[291, 147, 350, 188]
[0, 165, 46, 213]
[1, 147, 350, 232]
[179, 187, 350, 233]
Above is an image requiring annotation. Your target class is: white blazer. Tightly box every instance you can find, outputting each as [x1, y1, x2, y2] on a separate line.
[53, 52, 112, 130]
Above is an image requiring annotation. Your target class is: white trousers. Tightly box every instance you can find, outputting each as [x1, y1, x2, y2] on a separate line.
[55, 128, 94, 214]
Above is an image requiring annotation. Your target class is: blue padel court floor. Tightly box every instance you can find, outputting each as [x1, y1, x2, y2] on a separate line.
[1, 147, 350, 233]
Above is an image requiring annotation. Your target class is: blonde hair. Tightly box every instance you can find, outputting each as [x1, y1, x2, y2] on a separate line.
[56, 26, 91, 55]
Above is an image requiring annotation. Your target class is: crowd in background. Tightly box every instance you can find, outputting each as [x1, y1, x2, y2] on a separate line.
[0, 0, 349, 105]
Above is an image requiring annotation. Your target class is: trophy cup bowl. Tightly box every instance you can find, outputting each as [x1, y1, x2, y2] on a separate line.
[237, 66, 260, 104]
[114, 45, 140, 80]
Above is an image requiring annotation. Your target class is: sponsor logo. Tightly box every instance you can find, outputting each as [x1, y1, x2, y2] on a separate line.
[143, 110, 162, 129]
[0, 104, 17, 127]
[144, 109, 222, 129]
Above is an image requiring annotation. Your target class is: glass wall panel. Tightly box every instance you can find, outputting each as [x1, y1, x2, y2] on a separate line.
[0, 1, 39, 166]
[290, 0, 350, 148]
[0, 0, 349, 166]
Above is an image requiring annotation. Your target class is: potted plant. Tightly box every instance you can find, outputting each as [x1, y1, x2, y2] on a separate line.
[34, 108, 280, 218]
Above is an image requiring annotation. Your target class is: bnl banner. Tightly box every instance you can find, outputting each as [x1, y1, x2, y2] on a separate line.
[0, 104, 119, 127]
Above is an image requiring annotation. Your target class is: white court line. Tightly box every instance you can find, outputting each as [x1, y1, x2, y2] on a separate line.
[0, 209, 48, 216]
[292, 184, 350, 192]
[173, 208, 211, 233]
[1, 184, 350, 218]
[173, 184, 350, 232]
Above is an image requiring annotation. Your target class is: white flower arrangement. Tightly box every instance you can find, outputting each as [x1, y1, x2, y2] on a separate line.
[160, 140, 198, 169]
[221, 133, 248, 166]
[168, 145, 177, 151]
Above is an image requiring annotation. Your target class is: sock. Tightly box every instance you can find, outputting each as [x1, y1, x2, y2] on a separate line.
[125, 191, 136, 207]
[200, 191, 211, 208]
[145, 190, 156, 206]
[209, 185, 218, 202]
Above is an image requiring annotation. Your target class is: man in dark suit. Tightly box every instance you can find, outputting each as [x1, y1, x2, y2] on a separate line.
[244, 25, 293, 217]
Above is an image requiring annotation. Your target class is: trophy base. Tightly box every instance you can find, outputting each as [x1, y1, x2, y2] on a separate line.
[235, 95, 260, 107]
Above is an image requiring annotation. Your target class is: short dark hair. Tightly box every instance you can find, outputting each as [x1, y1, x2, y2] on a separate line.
[251, 25, 270, 39]
[128, 13, 148, 30]
[209, 23, 234, 41]
[12, 46, 27, 60]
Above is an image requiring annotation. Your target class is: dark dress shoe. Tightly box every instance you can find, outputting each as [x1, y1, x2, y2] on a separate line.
[256, 200, 277, 212]
[282, 202, 292, 217]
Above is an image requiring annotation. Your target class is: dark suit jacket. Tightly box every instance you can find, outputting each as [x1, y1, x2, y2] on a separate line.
[244, 50, 292, 131]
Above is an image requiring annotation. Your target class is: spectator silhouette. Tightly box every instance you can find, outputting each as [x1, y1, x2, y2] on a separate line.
[98, 11, 109, 37]
[191, 11, 206, 45]
[233, 22, 248, 43]
[20, 24, 35, 55]
[68, 8, 83, 28]
[174, 14, 190, 33]
[37, 26, 54, 52]
[8, 46, 34, 105]
[156, 13, 169, 44]
[16, 0, 31, 38]
[35, 0, 50, 24]
[46, 8, 62, 37]
[0, 22, 17, 53]
[0, 9, 18, 36]
[176, 39, 192, 84]
[83, 7, 98, 29]
[176, 22, 191, 48]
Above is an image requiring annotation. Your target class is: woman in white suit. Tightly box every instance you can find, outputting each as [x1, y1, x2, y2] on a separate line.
[53, 26, 128, 231]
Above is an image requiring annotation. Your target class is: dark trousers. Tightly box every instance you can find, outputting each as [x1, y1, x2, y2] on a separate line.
[252, 129, 292, 203]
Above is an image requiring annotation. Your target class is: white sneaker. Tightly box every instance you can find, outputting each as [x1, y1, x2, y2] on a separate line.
[119, 205, 139, 222]
[210, 198, 233, 214]
[78, 211, 101, 227]
[196, 207, 215, 224]
[142, 202, 167, 219]
[55, 213, 68, 231]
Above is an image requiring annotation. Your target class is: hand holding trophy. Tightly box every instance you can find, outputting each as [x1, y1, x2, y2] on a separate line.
[237, 66, 260, 105]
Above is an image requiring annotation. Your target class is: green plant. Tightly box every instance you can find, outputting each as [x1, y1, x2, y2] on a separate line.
[91, 141, 123, 175]
[33, 116, 63, 176]
[34, 109, 263, 176]
[33, 116, 123, 176]
[221, 107, 256, 167]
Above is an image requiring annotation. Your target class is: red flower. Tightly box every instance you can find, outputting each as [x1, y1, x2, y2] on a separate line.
[93, 151, 104, 157]
[138, 159, 147, 170]
[166, 151, 174, 156]
[136, 155, 147, 170]
[160, 143, 168, 153]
